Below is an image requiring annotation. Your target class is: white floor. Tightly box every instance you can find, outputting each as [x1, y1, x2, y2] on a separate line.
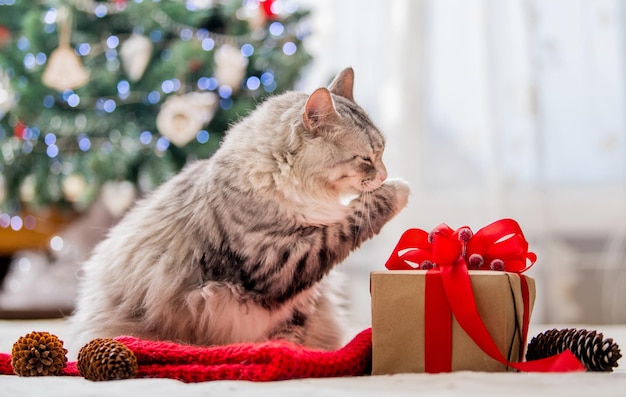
[1, 318, 625, 397]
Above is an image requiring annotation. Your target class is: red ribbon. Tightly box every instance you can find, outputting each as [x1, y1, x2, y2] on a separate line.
[385, 219, 537, 273]
[425, 270, 452, 372]
[384, 219, 585, 373]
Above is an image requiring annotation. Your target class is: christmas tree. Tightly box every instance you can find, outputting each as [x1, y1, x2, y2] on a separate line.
[0, 0, 311, 221]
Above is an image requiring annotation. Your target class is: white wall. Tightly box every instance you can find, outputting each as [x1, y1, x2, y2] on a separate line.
[296, 0, 626, 327]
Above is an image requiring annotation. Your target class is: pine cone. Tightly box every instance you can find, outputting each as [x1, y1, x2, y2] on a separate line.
[78, 338, 138, 381]
[527, 328, 622, 372]
[11, 331, 68, 376]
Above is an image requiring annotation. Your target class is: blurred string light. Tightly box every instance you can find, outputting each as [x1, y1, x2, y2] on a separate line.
[50, 235, 64, 251]
[282, 41, 296, 55]
[77, 134, 91, 151]
[43, 7, 57, 23]
[197, 77, 218, 91]
[139, 131, 153, 145]
[155, 136, 170, 152]
[70, 0, 299, 46]
[240, 43, 254, 57]
[21, 0, 304, 116]
[117, 80, 130, 99]
[246, 76, 260, 90]
[10, 215, 22, 230]
[1, 213, 14, 228]
[220, 98, 233, 110]
[0, 0, 310, 215]
[196, 130, 209, 144]
[106, 35, 119, 49]
[77, 43, 91, 56]
[43, 95, 54, 108]
[218, 85, 233, 98]
[13, 0, 305, 129]
[269, 22, 284, 36]
[23, 215, 36, 230]
[0, 213, 37, 231]
[201, 37, 215, 51]
[23, 53, 39, 70]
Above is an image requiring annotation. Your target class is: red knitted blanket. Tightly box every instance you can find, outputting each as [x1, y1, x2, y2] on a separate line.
[0, 328, 372, 382]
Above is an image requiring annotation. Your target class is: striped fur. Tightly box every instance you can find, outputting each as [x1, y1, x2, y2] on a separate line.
[71, 68, 409, 352]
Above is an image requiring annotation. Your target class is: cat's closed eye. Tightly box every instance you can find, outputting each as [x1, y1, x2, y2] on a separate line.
[347, 155, 371, 163]
[343, 155, 369, 164]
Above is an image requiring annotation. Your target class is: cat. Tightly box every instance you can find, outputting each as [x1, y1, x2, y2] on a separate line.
[71, 67, 410, 352]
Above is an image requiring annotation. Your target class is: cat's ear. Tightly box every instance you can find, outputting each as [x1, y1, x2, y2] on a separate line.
[328, 67, 354, 102]
[303, 87, 340, 132]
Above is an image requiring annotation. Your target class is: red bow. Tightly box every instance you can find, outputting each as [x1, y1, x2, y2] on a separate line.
[385, 219, 537, 273]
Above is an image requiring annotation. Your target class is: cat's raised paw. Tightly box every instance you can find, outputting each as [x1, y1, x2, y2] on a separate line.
[384, 178, 410, 211]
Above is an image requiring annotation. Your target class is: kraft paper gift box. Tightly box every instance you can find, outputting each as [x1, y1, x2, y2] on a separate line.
[371, 270, 536, 374]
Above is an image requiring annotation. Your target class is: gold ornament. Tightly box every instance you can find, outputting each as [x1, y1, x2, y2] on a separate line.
[120, 34, 153, 82]
[214, 44, 248, 90]
[42, 7, 89, 92]
[0, 68, 16, 117]
[100, 180, 136, 217]
[244, 3, 268, 31]
[0, 173, 5, 203]
[62, 174, 87, 203]
[156, 92, 218, 147]
[19, 174, 36, 203]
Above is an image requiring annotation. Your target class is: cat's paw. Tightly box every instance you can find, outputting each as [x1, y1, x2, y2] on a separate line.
[384, 178, 410, 211]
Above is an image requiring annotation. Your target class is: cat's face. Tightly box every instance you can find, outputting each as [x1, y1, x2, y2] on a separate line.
[324, 99, 387, 195]
[299, 68, 388, 197]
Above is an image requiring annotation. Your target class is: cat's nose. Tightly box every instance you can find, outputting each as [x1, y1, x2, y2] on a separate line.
[378, 169, 388, 182]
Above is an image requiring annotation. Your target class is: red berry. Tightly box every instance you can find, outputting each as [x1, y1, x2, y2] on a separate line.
[490, 259, 504, 271]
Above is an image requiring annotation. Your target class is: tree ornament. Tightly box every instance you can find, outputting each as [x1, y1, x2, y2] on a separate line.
[526, 328, 622, 372]
[260, 0, 277, 19]
[100, 180, 136, 217]
[214, 44, 249, 90]
[77, 338, 138, 381]
[0, 69, 16, 118]
[156, 92, 218, 147]
[0, 0, 311, 215]
[62, 174, 87, 203]
[13, 120, 26, 140]
[187, 91, 220, 120]
[19, 174, 36, 203]
[0, 173, 5, 203]
[41, 7, 89, 92]
[186, 0, 215, 10]
[119, 34, 153, 82]
[110, 0, 128, 7]
[244, 3, 270, 31]
[0, 25, 10, 48]
[11, 331, 68, 376]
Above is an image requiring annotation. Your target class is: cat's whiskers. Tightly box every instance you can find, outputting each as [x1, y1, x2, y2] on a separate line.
[351, 188, 368, 249]
[353, 184, 377, 248]
[362, 190, 376, 238]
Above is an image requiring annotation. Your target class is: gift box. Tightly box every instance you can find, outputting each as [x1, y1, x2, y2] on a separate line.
[371, 270, 535, 374]
[371, 219, 546, 375]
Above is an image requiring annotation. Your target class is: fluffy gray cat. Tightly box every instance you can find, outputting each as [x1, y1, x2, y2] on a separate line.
[72, 68, 410, 351]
